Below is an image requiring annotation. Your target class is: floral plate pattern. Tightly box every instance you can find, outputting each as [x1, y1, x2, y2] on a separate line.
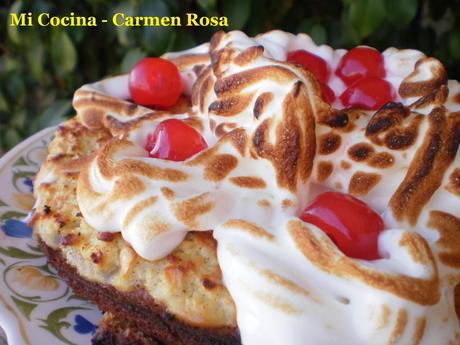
[0, 127, 101, 345]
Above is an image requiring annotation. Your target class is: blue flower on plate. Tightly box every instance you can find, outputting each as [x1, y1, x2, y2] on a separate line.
[23, 178, 34, 193]
[1, 219, 32, 238]
[73, 314, 97, 334]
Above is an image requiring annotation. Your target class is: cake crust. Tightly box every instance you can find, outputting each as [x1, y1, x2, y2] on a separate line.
[92, 312, 165, 345]
[40, 241, 240, 345]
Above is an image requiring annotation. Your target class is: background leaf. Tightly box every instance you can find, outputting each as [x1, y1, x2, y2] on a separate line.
[51, 30, 77, 75]
[348, 0, 386, 39]
[384, 0, 417, 27]
[140, 0, 174, 55]
[7, 0, 24, 45]
[309, 24, 327, 45]
[121, 48, 147, 73]
[197, 0, 217, 15]
[26, 35, 45, 79]
[0, 0, 459, 153]
[30, 100, 72, 133]
[112, 1, 137, 47]
[222, 0, 251, 30]
[449, 31, 460, 59]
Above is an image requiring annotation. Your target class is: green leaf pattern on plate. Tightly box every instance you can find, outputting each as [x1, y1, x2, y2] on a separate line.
[11, 296, 37, 321]
[39, 307, 91, 345]
[0, 247, 43, 260]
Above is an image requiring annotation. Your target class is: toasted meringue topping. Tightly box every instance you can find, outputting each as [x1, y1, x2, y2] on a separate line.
[66, 30, 460, 345]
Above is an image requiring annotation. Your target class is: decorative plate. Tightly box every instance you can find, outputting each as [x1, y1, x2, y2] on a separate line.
[0, 127, 101, 345]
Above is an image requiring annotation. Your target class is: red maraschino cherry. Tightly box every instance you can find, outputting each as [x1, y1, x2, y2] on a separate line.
[287, 50, 330, 84]
[129, 57, 182, 108]
[336, 47, 385, 86]
[340, 77, 395, 110]
[320, 83, 335, 104]
[146, 119, 207, 161]
[300, 192, 384, 260]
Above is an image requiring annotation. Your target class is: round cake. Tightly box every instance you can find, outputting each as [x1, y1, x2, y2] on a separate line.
[31, 30, 460, 345]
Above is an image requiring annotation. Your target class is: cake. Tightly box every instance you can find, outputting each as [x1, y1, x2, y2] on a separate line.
[31, 30, 460, 345]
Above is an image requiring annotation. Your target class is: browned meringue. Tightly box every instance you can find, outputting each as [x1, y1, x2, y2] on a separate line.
[53, 30, 460, 345]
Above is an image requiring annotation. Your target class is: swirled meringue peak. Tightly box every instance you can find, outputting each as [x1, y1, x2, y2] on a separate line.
[70, 30, 460, 345]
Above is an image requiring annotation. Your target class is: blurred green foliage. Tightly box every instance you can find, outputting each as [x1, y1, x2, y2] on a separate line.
[0, 0, 459, 152]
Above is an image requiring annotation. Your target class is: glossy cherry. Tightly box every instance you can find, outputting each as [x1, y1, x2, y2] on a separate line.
[146, 119, 207, 161]
[129, 57, 182, 108]
[340, 77, 395, 110]
[320, 83, 335, 104]
[300, 192, 384, 260]
[335, 47, 385, 86]
[287, 50, 330, 84]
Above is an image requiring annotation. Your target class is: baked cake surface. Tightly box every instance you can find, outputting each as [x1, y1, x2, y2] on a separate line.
[32, 30, 460, 345]
[32, 117, 239, 344]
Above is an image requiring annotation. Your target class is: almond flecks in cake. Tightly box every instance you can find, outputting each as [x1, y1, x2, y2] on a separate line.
[61, 233, 76, 246]
[90, 250, 103, 264]
[97, 232, 115, 242]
